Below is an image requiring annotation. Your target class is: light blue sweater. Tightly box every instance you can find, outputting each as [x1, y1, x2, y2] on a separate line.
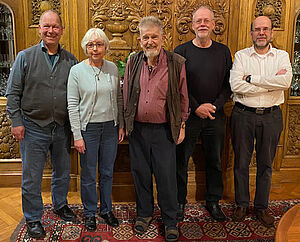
[67, 59, 124, 140]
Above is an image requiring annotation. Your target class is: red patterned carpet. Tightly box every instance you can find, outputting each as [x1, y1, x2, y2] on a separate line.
[11, 200, 300, 241]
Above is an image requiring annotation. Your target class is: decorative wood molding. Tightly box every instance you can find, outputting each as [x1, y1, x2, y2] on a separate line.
[90, 0, 145, 61]
[174, 0, 229, 43]
[30, 0, 61, 26]
[0, 106, 20, 159]
[254, 0, 285, 29]
[148, 0, 173, 50]
[286, 105, 300, 156]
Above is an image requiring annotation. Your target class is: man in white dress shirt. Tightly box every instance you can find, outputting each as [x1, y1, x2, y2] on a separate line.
[229, 16, 292, 227]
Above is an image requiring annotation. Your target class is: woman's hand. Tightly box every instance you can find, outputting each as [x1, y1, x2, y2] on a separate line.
[74, 138, 86, 154]
[118, 128, 125, 143]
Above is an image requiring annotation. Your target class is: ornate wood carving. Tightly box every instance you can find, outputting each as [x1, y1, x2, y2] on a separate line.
[0, 106, 20, 159]
[31, 0, 61, 26]
[90, 0, 229, 61]
[175, 0, 229, 43]
[147, 0, 173, 50]
[286, 105, 300, 156]
[255, 0, 284, 29]
[90, 0, 145, 62]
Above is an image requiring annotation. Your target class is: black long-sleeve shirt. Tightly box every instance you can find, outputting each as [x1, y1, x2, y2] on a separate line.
[175, 40, 232, 113]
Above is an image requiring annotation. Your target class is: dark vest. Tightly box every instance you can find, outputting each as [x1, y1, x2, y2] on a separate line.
[21, 44, 77, 127]
[124, 50, 185, 142]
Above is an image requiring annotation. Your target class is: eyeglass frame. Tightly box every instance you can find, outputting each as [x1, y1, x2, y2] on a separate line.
[252, 27, 272, 34]
[86, 42, 105, 49]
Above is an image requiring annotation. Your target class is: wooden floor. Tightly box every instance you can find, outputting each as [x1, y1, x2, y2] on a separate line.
[0, 188, 82, 242]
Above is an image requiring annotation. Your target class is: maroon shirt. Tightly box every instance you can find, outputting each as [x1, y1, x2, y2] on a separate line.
[123, 49, 189, 123]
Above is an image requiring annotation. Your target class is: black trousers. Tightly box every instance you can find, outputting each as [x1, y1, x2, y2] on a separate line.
[128, 121, 177, 227]
[230, 105, 283, 210]
[176, 112, 225, 204]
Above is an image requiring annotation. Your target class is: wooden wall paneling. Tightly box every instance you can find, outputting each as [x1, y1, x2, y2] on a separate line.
[283, 102, 300, 167]
[226, 0, 240, 55]
[282, 0, 300, 169]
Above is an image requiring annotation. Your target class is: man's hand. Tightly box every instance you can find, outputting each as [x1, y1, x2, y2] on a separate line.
[195, 103, 216, 120]
[176, 124, 185, 144]
[11, 126, 25, 142]
[276, 69, 287, 75]
[118, 128, 125, 143]
[74, 139, 85, 154]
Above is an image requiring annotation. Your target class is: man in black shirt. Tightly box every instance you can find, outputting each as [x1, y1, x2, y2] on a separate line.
[175, 5, 232, 222]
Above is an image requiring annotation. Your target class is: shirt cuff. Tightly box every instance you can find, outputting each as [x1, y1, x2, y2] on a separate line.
[73, 129, 82, 141]
[11, 117, 23, 127]
[249, 74, 260, 85]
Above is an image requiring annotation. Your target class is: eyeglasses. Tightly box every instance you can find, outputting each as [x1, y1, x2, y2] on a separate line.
[193, 18, 212, 25]
[86, 42, 105, 49]
[252, 27, 272, 33]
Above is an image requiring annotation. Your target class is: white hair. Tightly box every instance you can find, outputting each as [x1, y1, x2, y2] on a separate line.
[138, 16, 164, 35]
[81, 28, 110, 55]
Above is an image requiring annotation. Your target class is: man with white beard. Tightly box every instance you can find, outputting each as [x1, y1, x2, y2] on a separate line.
[122, 16, 189, 241]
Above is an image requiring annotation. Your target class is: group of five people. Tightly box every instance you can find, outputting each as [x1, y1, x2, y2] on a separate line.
[5, 5, 292, 241]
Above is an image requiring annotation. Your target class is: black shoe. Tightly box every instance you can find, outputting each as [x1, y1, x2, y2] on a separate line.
[53, 205, 76, 222]
[206, 202, 226, 222]
[176, 203, 185, 222]
[27, 221, 46, 238]
[85, 216, 96, 231]
[101, 211, 119, 227]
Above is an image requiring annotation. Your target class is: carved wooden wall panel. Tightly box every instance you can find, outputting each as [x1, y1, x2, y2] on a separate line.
[21, 0, 71, 52]
[0, 105, 19, 159]
[254, 0, 285, 29]
[286, 105, 300, 156]
[30, 0, 61, 26]
[89, 0, 230, 62]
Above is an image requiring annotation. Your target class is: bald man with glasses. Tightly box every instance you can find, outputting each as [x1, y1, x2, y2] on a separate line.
[230, 16, 292, 227]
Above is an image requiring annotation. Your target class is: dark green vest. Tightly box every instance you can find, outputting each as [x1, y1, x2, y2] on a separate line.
[124, 50, 185, 142]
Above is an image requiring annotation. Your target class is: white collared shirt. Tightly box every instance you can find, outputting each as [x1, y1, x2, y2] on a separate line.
[230, 45, 293, 107]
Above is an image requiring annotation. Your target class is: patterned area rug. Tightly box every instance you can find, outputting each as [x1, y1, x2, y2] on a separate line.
[11, 200, 300, 241]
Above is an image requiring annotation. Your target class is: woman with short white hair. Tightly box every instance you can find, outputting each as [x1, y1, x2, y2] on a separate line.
[67, 28, 124, 231]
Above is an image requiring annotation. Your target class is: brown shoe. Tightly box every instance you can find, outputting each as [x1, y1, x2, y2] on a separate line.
[255, 209, 274, 228]
[232, 206, 249, 222]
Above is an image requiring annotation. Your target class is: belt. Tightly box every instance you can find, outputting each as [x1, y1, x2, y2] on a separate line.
[235, 102, 279, 115]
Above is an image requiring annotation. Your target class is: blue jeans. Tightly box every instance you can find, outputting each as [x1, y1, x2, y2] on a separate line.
[20, 117, 71, 222]
[80, 121, 118, 217]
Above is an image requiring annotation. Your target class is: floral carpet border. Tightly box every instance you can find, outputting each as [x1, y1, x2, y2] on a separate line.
[10, 199, 300, 241]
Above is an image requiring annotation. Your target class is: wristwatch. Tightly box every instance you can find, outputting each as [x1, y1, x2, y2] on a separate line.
[246, 75, 251, 83]
[181, 123, 186, 129]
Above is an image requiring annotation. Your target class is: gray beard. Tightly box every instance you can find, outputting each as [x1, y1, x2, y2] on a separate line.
[253, 40, 272, 49]
[145, 50, 160, 59]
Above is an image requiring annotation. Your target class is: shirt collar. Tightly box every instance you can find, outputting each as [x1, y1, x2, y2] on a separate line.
[249, 44, 275, 57]
[40, 41, 61, 54]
